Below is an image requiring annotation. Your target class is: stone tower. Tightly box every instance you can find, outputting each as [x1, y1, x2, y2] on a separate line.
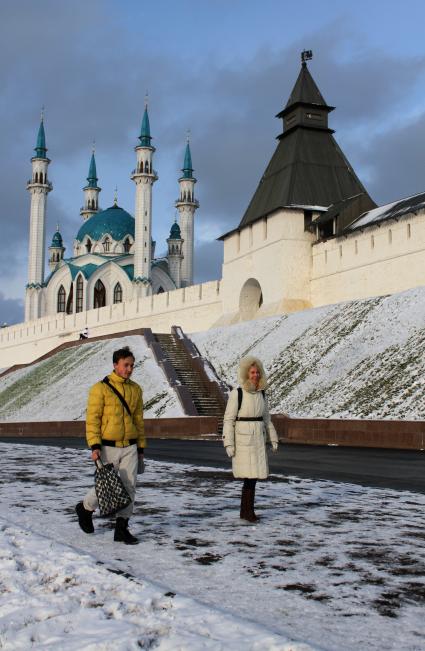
[167, 221, 184, 288]
[48, 227, 65, 271]
[25, 114, 52, 321]
[175, 138, 198, 287]
[131, 100, 158, 296]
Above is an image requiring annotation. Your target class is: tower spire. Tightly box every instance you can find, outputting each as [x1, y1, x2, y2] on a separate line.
[34, 109, 47, 159]
[182, 131, 193, 179]
[138, 94, 152, 146]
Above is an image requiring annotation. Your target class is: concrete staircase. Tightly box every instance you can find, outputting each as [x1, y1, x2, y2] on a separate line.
[143, 327, 229, 433]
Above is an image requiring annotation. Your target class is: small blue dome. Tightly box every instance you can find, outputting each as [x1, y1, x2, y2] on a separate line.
[169, 222, 181, 239]
[76, 204, 135, 243]
[51, 231, 63, 247]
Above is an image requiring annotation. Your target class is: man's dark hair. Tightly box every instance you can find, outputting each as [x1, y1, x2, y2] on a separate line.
[113, 346, 135, 364]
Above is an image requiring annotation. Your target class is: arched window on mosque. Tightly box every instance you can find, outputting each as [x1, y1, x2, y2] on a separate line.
[76, 275, 84, 313]
[94, 279, 106, 308]
[157, 286, 165, 294]
[103, 237, 111, 253]
[86, 239, 92, 253]
[113, 282, 123, 304]
[123, 237, 131, 253]
[57, 285, 66, 313]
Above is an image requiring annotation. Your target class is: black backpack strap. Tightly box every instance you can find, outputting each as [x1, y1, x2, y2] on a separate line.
[102, 377, 132, 418]
[237, 387, 243, 412]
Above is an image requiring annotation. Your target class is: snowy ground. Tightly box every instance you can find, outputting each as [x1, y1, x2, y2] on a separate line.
[192, 285, 425, 419]
[0, 335, 183, 421]
[1, 442, 424, 650]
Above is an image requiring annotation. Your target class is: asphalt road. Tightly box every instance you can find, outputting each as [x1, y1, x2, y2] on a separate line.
[1, 437, 424, 493]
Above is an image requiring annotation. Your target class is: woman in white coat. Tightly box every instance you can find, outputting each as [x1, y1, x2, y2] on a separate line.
[223, 356, 279, 522]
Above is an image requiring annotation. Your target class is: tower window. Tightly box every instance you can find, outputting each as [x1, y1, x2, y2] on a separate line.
[113, 282, 123, 304]
[123, 237, 131, 253]
[388, 229, 392, 244]
[86, 239, 92, 253]
[76, 275, 84, 313]
[57, 285, 66, 313]
[371, 235, 375, 250]
[407, 223, 411, 239]
[339, 245, 342, 258]
[355, 240, 358, 254]
[103, 237, 111, 252]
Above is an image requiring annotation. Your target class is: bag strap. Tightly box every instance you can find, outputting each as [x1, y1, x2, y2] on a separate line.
[102, 377, 132, 418]
[237, 387, 243, 412]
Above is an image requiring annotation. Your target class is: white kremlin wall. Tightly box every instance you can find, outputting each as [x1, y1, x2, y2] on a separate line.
[311, 210, 425, 306]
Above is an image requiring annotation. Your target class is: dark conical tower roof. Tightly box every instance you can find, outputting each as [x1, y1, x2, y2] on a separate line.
[236, 59, 375, 230]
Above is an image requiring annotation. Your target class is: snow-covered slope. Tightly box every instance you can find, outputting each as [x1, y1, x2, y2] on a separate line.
[192, 286, 425, 420]
[0, 335, 183, 421]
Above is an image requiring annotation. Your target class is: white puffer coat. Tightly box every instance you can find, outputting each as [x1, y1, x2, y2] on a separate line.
[223, 356, 278, 479]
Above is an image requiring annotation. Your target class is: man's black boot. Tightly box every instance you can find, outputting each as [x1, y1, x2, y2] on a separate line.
[114, 517, 139, 545]
[75, 502, 94, 534]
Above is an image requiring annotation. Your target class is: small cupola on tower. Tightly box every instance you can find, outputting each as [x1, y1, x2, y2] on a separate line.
[167, 220, 184, 288]
[276, 50, 335, 136]
[48, 226, 65, 271]
[80, 144, 101, 221]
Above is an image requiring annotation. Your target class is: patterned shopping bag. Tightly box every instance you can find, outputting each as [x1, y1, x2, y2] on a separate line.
[94, 459, 131, 516]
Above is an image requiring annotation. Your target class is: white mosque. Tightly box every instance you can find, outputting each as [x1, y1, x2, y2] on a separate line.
[24, 104, 198, 321]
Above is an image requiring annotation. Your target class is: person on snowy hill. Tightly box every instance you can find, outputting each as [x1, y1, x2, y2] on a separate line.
[75, 346, 145, 544]
[223, 356, 279, 523]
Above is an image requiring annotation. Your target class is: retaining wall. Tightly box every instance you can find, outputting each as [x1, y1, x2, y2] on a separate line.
[1, 416, 424, 449]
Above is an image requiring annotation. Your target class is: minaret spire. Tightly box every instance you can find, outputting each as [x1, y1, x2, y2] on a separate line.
[138, 93, 152, 147]
[175, 133, 199, 287]
[34, 108, 47, 159]
[80, 143, 101, 222]
[25, 113, 52, 321]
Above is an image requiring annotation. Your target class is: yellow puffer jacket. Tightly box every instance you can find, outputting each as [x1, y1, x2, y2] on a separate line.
[86, 371, 145, 449]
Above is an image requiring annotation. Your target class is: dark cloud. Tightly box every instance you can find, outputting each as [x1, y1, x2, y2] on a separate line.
[0, 293, 24, 326]
[1, 2, 425, 307]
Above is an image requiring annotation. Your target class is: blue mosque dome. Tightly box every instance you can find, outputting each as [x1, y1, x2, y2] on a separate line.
[76, 204, 135, 243]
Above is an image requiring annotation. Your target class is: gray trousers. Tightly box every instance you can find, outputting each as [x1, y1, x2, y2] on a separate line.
[84, 444, 138, 519]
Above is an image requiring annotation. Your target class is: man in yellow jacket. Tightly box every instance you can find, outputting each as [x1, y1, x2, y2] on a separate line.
[76, 346, 145, 544]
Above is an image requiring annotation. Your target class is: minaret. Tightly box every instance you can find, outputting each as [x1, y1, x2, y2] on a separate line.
[25, 112, 52, 322]
[80, 144, 101, 221]
[175, 136, 198, 287]
[167, 220, 184, 288]
[48, 225, 65, 271]
[130, 98, 158, 295]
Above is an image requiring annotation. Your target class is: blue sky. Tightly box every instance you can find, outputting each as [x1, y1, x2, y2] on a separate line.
[1, 0, 425, 324]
